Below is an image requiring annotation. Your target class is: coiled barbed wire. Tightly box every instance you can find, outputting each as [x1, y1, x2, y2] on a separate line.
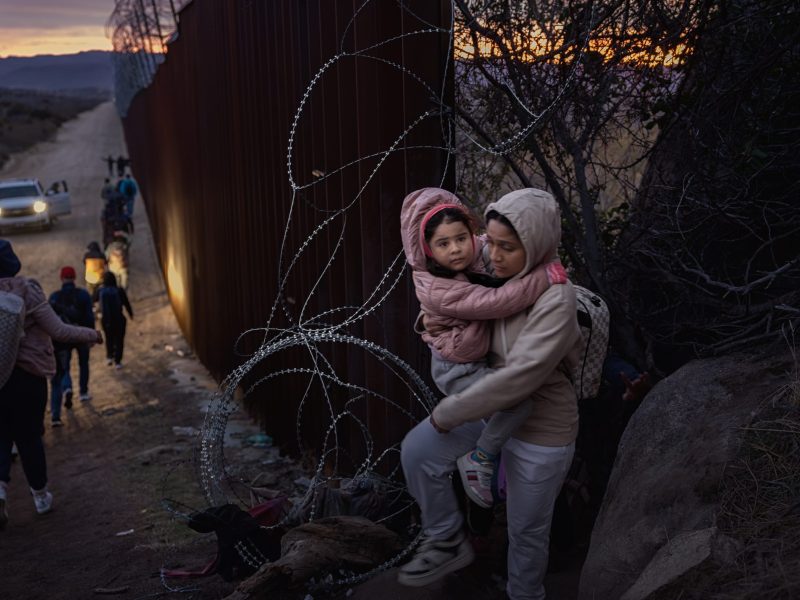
[112, 0, 595, 591]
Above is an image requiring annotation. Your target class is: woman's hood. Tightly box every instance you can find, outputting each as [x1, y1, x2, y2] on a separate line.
[484, 188, 561, 278]
[400, 187, 475, 271]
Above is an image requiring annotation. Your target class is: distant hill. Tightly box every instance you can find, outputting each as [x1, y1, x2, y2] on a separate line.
[0, 51, 113, 94]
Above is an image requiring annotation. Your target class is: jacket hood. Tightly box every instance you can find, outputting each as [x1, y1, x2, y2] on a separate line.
[400, 188, 479, 271]
[0, 239, 21, 278]
[484, 188, 561, 279]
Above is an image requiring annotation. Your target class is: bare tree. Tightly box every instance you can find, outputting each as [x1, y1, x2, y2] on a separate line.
[614, 0, 800, 365]
[453, 0, 800, 371]
[453, 0, 713, 368]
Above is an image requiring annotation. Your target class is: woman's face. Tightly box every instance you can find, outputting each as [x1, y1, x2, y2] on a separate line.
[486, 218, 526, 278]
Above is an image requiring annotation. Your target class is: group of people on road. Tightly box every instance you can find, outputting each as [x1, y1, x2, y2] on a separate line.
[48, 263, 134, 426]
[103, 154, 130, 178]
[0, 232, 134, 529]
[99, 173, 137, 290]
[397, 187, 651, 599]
[0, 240, 102, 527]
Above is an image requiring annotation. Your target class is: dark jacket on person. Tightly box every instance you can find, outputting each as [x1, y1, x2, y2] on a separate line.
[120, 178, 137, 198]
[49, 282, 94, 328]
[95, 273, 133, 326]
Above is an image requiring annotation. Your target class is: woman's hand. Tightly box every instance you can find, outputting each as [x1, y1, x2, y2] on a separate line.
[94, 330, 104, 345]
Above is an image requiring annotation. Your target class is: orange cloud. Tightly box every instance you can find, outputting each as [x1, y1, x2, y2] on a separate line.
[0, 26, 111, 58]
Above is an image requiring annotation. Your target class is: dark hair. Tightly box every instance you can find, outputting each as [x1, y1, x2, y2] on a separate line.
[485, 209, 517, 234]
[424, 207, 475, 278]
[102, 271, 118, 287]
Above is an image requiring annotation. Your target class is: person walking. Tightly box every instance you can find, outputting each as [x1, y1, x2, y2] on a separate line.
[83, 241, 107, 297]
[116, 155, 128, 177]
[100, 178, 115, 203]
[96, 272, 133, 369]
[119, 174, 138, 217]
[48, 266, 96, 426]
[103, 155, 114, 177]
[0, 240, 103, 527]
[105, 232, 131, 290]
[399, 189, 582, 600]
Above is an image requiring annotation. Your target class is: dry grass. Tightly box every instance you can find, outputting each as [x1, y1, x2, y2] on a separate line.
[652, 381, 800, 600]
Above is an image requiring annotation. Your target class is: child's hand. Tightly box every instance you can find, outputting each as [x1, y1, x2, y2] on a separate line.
[429, 414, 449, 434]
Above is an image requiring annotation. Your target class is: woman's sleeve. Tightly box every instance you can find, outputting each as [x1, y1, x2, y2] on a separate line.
[30, 292, 98, 345]
[423, 262, 559, 320]
[432, 286, 579, 430]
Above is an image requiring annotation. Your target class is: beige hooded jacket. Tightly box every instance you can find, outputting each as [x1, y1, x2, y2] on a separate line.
[431, 189, 582, 446]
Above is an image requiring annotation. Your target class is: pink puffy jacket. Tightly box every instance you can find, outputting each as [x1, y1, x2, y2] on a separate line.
[400, 188, 567, 363]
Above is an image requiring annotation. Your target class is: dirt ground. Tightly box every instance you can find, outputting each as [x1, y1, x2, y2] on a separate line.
[0, 102, 261, 600]
[0, 102, 583, 600]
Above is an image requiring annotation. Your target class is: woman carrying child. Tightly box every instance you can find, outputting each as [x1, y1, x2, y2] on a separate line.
[398, 189, 582, 600]
[399, 187, 567, 507]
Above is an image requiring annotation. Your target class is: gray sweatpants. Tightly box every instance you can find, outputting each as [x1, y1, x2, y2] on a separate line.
[401, 419, 574, 600]
[431, 354, 535, 456]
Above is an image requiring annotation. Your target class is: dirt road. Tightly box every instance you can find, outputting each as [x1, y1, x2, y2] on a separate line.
[0, 102, 246, 599]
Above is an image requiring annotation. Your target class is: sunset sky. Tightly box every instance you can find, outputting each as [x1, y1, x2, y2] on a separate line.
[0, 0, 113, 58]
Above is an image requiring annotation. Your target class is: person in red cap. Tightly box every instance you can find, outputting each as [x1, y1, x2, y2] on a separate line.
[48, 265, 96, 425]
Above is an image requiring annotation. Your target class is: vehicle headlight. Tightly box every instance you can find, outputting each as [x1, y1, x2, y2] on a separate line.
[33, 200, 47, 214]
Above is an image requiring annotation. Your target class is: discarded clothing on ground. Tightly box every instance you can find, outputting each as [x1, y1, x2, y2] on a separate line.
[164, 497, 286, 581]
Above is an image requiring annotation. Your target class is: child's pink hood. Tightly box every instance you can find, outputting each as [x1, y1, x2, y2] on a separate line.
[400, 188, 482, 272]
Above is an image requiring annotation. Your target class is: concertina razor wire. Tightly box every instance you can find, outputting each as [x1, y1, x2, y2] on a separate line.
[109, 0, 595, 590]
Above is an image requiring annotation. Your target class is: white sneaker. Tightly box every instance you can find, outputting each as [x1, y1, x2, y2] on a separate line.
[106, 358, 113, 366]
[397, 529, 475, 587]
[114, 363, 123, 370]
[0, 482, 8, 530]
[31, 487, 53, 515]
[457, 450, 496, 509]
[80, 393, 92, 402]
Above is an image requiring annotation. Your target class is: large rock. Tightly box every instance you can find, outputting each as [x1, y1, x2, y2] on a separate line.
[619, 527, 740, 600]
[578, 345, 793, 600]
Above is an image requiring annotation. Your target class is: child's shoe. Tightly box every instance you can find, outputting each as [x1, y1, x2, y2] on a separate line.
[457, 448, 496, 509]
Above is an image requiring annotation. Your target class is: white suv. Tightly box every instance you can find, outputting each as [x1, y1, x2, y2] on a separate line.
[0, 178, 71, 233]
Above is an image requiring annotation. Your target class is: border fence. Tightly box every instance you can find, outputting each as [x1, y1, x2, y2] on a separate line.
[112, 0, 453, 460]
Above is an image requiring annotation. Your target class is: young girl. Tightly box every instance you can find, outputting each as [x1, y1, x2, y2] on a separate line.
[400, 187, 568, 509]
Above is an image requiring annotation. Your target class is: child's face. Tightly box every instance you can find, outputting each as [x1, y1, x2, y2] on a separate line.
[429, 220, 474, 272]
